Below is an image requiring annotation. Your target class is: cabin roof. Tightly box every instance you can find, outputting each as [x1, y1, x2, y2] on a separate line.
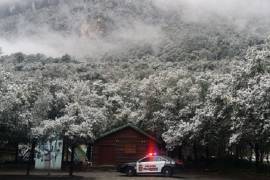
[95, 123, 160, 144]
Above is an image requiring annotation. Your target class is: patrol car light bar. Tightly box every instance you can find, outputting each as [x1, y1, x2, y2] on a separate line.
[148, 152, 157, 156]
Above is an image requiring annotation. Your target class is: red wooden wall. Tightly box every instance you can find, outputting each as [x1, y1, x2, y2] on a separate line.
[93, 127, 162, 165]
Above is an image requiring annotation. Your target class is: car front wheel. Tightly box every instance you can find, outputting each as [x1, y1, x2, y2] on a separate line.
[126, 167, 136, 176]
[162, 167, 173, 177]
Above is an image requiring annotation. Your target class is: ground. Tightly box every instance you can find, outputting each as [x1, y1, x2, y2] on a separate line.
[0, 170, 269, 180]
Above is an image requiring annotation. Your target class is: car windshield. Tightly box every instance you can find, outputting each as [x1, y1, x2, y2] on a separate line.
[139, 156, 154, 162]
[138, 155, 174, 162]
[161, 156, 174, 161]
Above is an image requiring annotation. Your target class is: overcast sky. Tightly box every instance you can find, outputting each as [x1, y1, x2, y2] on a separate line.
[1, 0, 269, 17]
[154, 0, 270, 17]
[0, 0, 22, 6]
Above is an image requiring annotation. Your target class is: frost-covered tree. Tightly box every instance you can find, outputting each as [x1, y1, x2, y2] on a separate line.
[137, 69, 210, 154]
[192, 74, 234, 159]
[0, 69, 31, 144]
[229, 38, 270, 164]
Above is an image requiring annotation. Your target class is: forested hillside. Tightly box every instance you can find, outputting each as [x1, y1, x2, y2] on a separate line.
[0, 0, 270, 167]
[0, 0, 269, 59]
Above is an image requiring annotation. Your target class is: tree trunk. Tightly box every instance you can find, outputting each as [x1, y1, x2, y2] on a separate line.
[26, 141, 35, 176]
[69, 145, 75, 176]
[15, 143, 19, 163]
[217, 144, 222, 159]
[178, 146, 183, 160]
[86, 143, 94, 162]
[193, 143, 198, 161]
[249, 152, 252, 162]
[260, 152, 264, 163]
[259, 145, 264, 163]
[206, 145, 210, 160]
[61, 140, 66, 170]
[239, 146, 243, 160]
[249, 144, 253, 162]
[235, 145, 239, 160]
[65, 144, 69, 161]
[255, 143, 260, 171]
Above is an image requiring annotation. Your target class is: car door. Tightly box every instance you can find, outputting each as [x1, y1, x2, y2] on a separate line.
[153, 156, 166, 173]
[136, 156, 159, 173]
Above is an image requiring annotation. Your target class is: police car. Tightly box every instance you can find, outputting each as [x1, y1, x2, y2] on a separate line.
[117, 153, 182, 177]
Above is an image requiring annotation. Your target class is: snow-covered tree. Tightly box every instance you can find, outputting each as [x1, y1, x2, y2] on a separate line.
[230, 38, 270, 164]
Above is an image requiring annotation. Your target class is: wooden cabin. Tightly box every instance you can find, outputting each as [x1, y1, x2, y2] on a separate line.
[93, 124, 164, 166]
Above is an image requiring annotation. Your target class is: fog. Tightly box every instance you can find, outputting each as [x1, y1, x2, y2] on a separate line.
[0, 21, 164, 58]
[0, 0, 269, 58]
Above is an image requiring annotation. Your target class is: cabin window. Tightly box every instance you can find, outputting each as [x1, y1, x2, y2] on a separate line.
[124, 144, 136, 154]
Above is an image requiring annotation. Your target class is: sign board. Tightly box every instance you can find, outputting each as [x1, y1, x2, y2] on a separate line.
[35, 139, 63, 170]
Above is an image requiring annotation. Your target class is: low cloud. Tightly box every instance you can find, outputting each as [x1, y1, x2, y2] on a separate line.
[0, 0, 270, 58]
[0, 21, 164, 58]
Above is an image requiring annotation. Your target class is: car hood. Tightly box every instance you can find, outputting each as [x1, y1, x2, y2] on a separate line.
[126, 162, 136, 166]
[117, 162, 136, 169]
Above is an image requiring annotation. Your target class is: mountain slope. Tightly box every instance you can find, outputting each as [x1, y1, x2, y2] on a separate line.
[0, 0, 269, 59]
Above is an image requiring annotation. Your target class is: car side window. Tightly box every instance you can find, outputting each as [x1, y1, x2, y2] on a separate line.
[153, 156, 166, 161]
